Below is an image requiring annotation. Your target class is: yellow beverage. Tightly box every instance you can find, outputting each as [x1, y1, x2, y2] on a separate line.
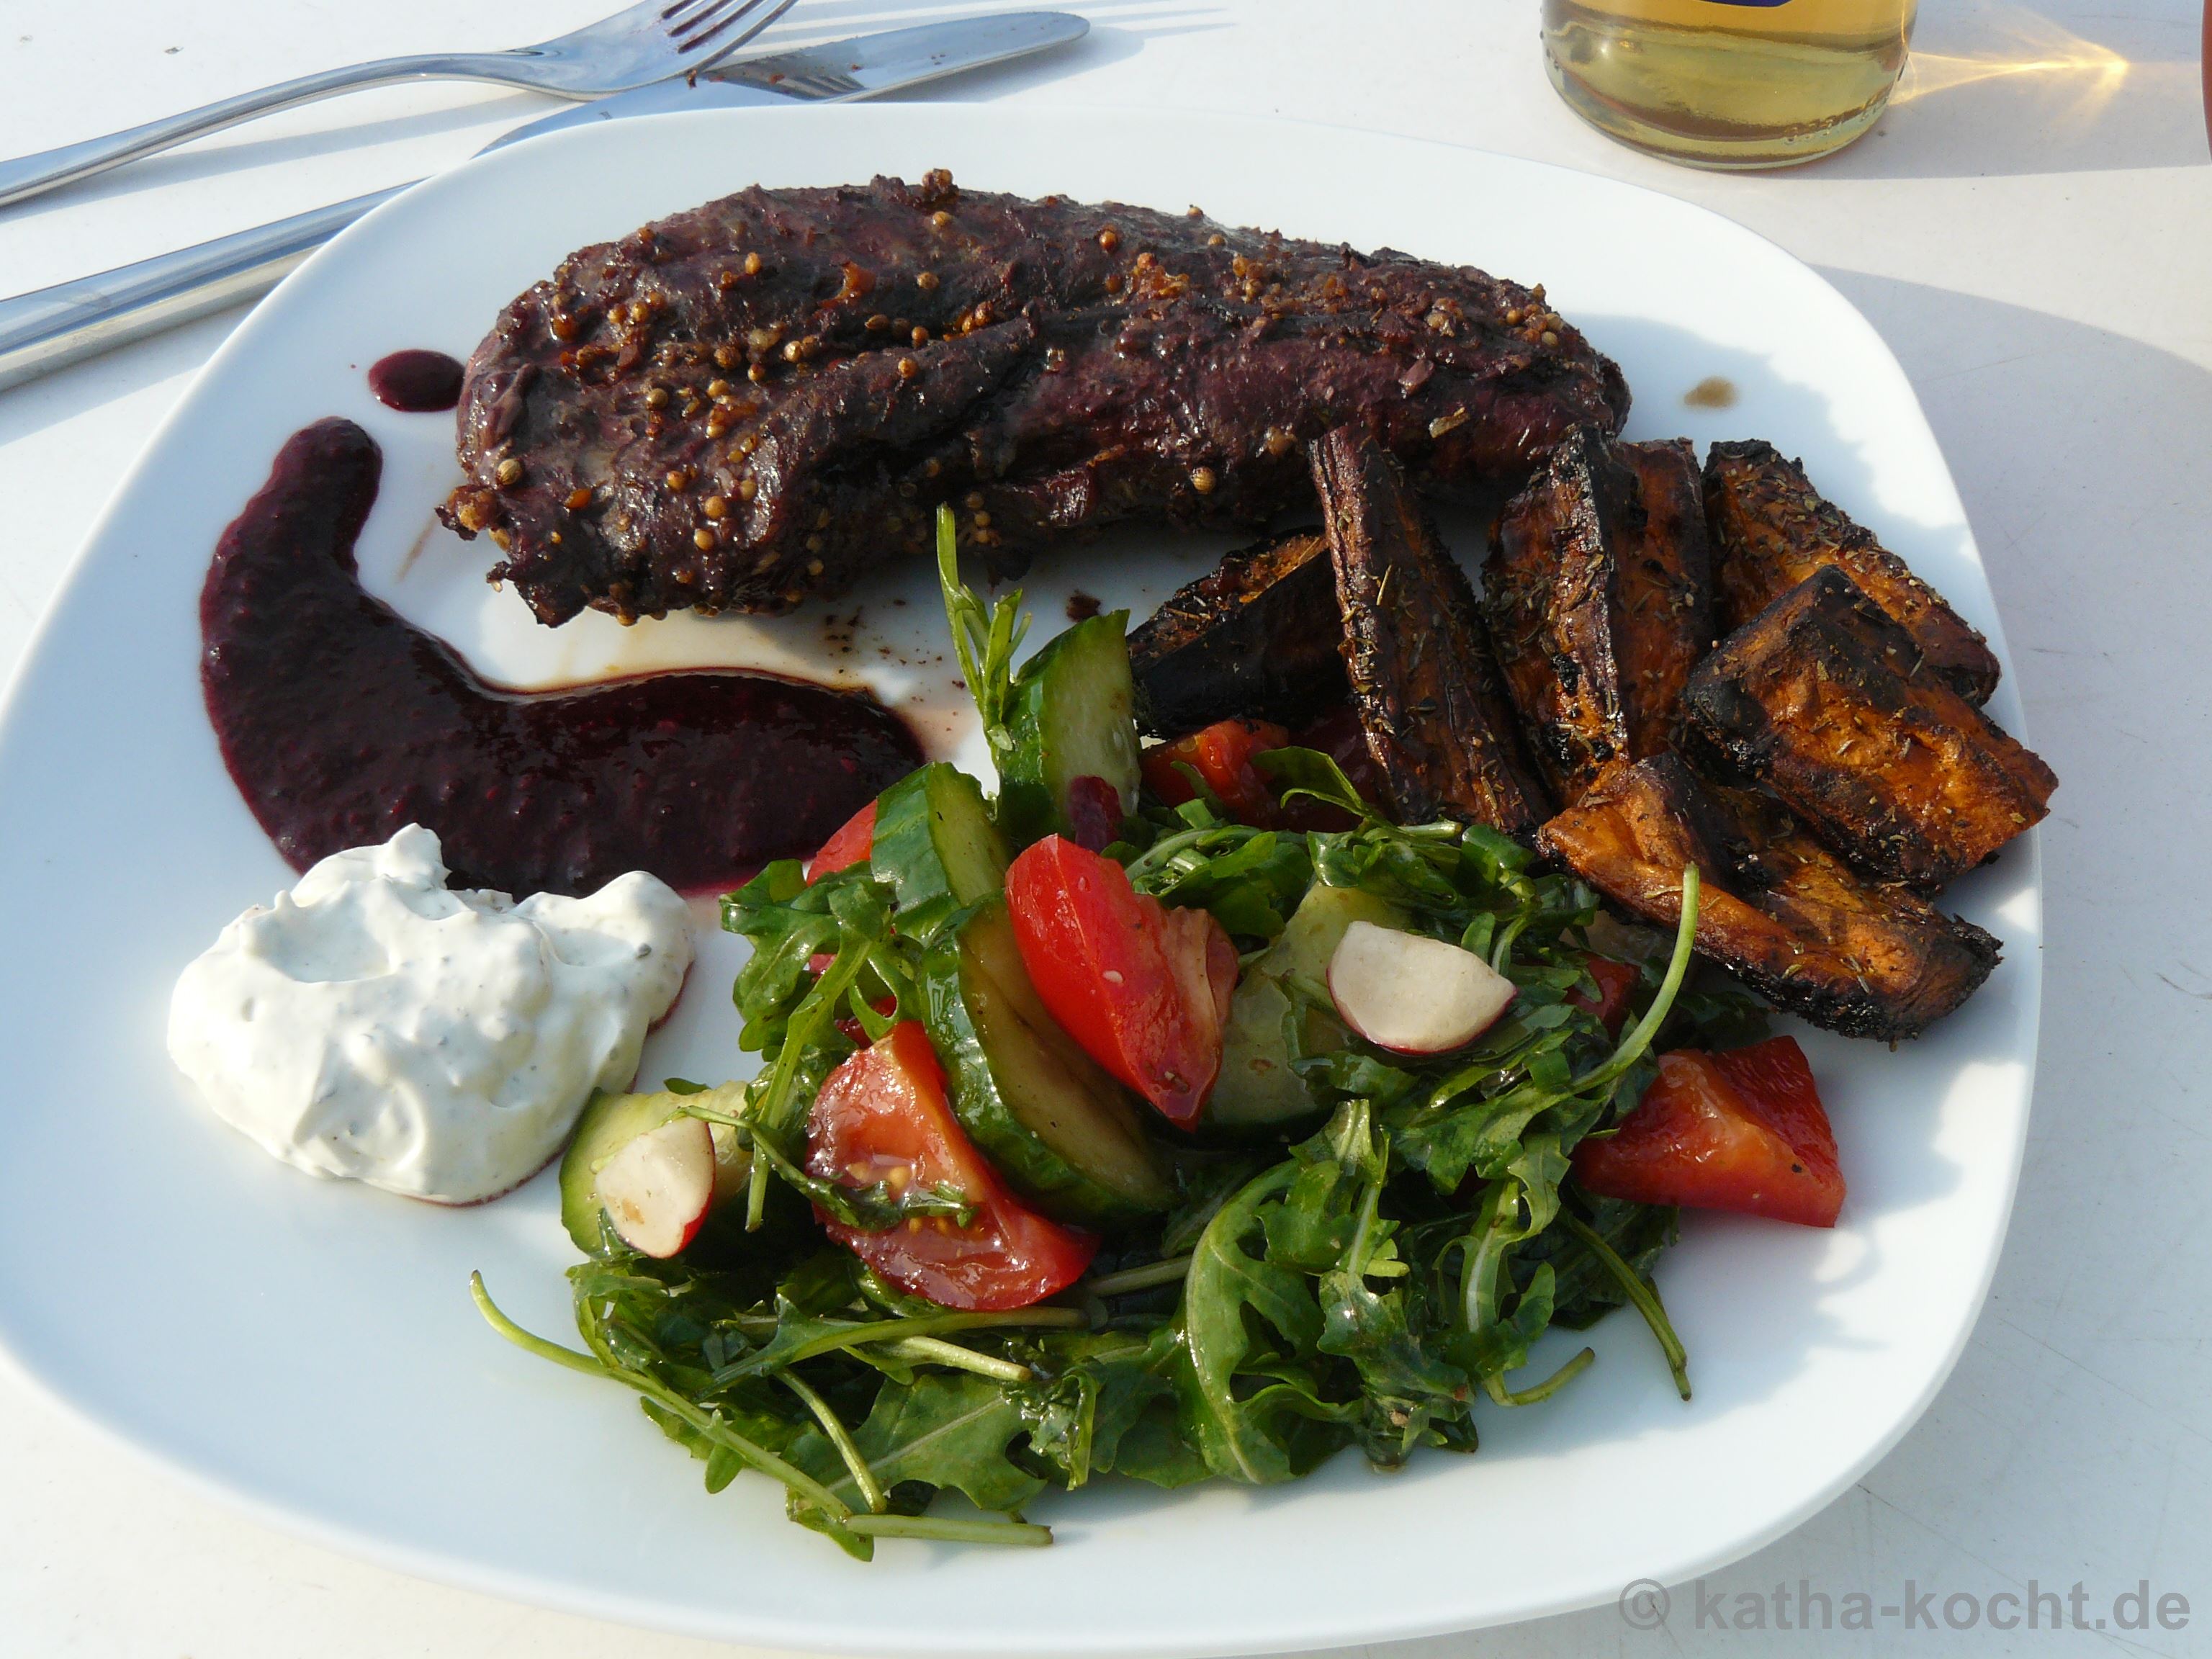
[1542, 0, 1916, 168]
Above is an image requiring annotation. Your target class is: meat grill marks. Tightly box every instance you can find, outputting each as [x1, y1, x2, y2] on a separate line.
[1537, 755, 2000, 1040]
[1704, 441, 2000, 705]
[1483, 428, 1714, 804]
[1311, 427, 1550, 841]
[1683, 567, 2055, 888]
[446, 171, 1632, 626]
[1127, 529, 1344, 736]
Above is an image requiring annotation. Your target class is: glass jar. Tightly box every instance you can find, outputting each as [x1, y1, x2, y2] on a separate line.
[1542, 0, 1917, 168]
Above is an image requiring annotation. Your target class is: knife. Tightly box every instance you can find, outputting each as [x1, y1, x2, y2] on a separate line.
[0, 12, 1087, 392]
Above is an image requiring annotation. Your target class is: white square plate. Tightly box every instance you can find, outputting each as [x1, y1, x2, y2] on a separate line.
[0, 106, 2038, 1656]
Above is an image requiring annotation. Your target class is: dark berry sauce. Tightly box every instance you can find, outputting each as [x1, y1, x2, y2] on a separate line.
[200, 419, 921, 896]
[1063, 775, 1123, 851]
[367, 349, 465, 413]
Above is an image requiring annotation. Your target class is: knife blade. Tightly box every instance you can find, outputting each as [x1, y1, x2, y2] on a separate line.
[0, 12, 1087, 391]
[485, 11, 1087, 148]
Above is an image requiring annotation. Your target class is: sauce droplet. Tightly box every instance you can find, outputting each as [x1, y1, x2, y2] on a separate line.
[1683, 375, 1737, 410]
[367, 350, 465, 413]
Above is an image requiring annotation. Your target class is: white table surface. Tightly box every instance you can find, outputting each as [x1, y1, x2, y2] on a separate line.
[3, 1, 2208, 1653]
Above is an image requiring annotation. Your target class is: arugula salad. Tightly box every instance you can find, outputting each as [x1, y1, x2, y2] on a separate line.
[475, 508, 1835, 1558]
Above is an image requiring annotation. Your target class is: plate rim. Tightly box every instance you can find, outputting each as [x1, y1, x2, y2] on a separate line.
[0, 102, 2041, 1657]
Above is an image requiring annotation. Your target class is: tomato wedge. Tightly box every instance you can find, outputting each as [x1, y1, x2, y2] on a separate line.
[1568, 957, 1641, 1038]
[1573, 1036, 1845, 1227]
[804, 799, 876, 882]
[1004, 835, 1237, 1126]
[805, 1022, 1096, 1308]
[1141, 719, 1290, 825]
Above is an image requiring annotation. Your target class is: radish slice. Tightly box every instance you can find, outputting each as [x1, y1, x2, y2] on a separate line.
[595, 1116, 716, 1257]
[1328, 920, 1518, 1054]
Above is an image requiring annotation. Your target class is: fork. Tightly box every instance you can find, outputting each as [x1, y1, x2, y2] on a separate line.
[0, 0, 794, 211]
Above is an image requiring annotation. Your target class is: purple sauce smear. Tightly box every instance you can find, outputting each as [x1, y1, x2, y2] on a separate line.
[199, 418, 920, 895]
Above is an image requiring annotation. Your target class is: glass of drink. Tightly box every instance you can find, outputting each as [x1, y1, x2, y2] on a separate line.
[1542, 0, 1917, 168]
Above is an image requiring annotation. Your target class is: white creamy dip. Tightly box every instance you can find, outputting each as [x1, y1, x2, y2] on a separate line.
[168, 825, 693, 1203]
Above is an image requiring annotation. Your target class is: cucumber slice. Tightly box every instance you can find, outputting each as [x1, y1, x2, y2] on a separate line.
[1212, 974, 1318, 1126]
[868, 763, 1010, 940]
[1262, 884, 1410, 992]
[923, 899, 1171, 1225]
[997, 613, 1142, 847]
[559, 1082, 747, 1254]
[1207, 886, 1409, 1128]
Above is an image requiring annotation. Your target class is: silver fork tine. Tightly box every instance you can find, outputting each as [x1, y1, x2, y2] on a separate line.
[678, 0, 788, 58]
[668, 0, 750, 42]
[659, 0, 728, 27]
[0, 0, 808, 210]
[672, 0, 759, 50]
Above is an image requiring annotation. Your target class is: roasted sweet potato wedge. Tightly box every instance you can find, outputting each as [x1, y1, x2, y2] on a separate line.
[1312, 426, 1550, 841]
[1485, 428, 1633, 802]
[1704, 440, 2000, 705]
[1537, 755, 2001, 1040]
[1485, 430, 1714, 802]
[1683, 567, 2055, 887]
[1128, 529, 1344, 736]
[1617, 438, 1717, 754]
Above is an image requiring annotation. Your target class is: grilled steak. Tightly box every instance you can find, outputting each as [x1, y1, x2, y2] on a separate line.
[1128, 529, 1344, 735]
[1704, 440, 1999, 704]
[1312, 426, 1550, 840]
[1683, 567, 2055, 887]
[445, 171, 1632, 625]
[1537, 755, 2001, 1040]
[1483, 430, 1714, 803]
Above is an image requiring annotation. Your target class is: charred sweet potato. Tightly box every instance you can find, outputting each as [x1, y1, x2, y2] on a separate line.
[1616, 438, 1716, 754]
[1683, 567, 2054, 887]
[1312, 427, 1550, 841]
[1128, 529, 1344, 736]
[1485, 429, 1713, 802]
[1537, 755, 2001, 1040]
[1485, 428, 1633, 803]
[1704, 440, 1999, 705]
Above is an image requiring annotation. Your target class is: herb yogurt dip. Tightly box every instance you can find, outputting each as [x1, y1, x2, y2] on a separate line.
[168, 825, 692, 1202]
